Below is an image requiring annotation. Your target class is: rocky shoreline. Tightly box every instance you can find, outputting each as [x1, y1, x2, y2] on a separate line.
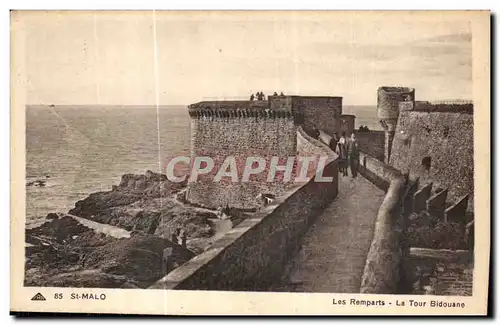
[25, 170, 247, 288]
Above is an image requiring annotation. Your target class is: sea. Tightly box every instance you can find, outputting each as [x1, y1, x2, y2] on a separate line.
[26, 104, 379, 228]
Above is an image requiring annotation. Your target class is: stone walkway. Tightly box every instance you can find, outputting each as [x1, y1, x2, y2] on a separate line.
[275, 174, 385, 293]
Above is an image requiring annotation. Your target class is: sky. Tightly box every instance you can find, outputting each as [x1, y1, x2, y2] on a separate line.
[19, 11, 473, 106]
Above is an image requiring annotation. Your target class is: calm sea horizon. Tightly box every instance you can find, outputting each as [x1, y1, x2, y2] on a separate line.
[26, 104, 380, 228]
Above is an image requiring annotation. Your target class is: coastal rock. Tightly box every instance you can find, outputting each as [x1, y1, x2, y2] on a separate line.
[25, 216, 195, 288]
[91, 207, 161, 234]
[24, 171, 235, 288]
[68, 171, 185, 218]
[46, 212, 59, 221]
[66, 171, 218, 251]
[24, 269, 129, 288]
[81, 234, 195, 287]
[118, 170, 168, 189]
[27, 216, 95, 243]
[26, 179, 47, 187]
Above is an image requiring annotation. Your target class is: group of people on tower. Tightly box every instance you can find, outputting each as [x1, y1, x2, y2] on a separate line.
[249, 91, 285, 101]
[330, 132, 360, 178]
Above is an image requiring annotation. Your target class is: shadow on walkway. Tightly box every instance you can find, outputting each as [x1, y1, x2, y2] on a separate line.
[272, 174, 385, 293]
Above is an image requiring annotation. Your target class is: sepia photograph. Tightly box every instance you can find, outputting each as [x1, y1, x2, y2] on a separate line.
[10, 10, 490, 315]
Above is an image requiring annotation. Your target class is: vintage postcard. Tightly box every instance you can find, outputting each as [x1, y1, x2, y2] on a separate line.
[10, 10, 490, 315]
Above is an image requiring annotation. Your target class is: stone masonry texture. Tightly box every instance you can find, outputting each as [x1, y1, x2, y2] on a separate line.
[445, 194, 470, 223]
[153, 157, 339, 291]
[274, 175, 385, 293]
[427, 189, 448, 220]
[390, 109, 473, 211]
[186, 96, 343, 210]
[403, 249, 472, 296]
[187, 116, 297, 209]
[412, 183, 433, 213]
[298, 97, 343, 136]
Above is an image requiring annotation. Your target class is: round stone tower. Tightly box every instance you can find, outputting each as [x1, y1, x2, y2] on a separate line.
[377, 86, 415, 163]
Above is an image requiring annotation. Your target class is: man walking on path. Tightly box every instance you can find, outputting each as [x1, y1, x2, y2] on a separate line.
[329, 133, 339, 153]
[347, 133, 360, 178]
[336, 132, 348, 177]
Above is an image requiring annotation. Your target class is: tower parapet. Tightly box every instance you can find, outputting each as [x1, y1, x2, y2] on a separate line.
[377, 86, 415, 163]
[188, 97, 303, 122]
[186, 94, 343, 209]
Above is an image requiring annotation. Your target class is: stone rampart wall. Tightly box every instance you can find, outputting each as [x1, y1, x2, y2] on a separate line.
[360, 176, 407, 294]
[186, 116, 297, 209]
[390, 109, 473, 211]
[151, 131, 338, 291]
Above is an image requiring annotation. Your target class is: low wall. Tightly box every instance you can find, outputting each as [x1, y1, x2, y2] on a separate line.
[360, 176, 407, 294]
[151, 131, 339, 291]
[358, 151, 403, 191]
[414, 101, 473, 114]
[297, 126, 334, 157]
[355, 131, 385, 161]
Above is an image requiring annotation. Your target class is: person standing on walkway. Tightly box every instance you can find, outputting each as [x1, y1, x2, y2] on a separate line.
[336, 132, 348, 177]
[329, 133, 339, 152]
[347, 133, 360, 178]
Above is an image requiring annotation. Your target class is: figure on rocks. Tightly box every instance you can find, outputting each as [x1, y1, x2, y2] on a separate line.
[179, 230, 187, 248]
[250, 93, 255, 101]
[171, 228, 181, 244]
[216, 205, 231, 220]
[256, 193, 276, 207]
[162, 247, 173, 274]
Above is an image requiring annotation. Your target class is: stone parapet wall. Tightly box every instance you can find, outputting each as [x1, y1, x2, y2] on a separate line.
[355, 131, 385, 162]
[151, 135, 339, 291]
[413, 101, 473, 114]
[358, 151, 403, 191]
[296, 96, 343, 136]
[187, 115, 298, 209]
[342, 149, 408, 294]
[297, 126, 334, 156]
[360, 176, 407, 294]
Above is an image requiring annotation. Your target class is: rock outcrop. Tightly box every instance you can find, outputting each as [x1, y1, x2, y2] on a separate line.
[24, 171, 223, 288]
[69, 170, 182, 218]
[25, 215, 195, 288]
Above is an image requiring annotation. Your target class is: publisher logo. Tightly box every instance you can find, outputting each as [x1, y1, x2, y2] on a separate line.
[31, 293, 46, 301]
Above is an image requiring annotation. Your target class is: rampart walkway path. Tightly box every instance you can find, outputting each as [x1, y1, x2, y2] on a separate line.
[275, 174, 385, 293]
